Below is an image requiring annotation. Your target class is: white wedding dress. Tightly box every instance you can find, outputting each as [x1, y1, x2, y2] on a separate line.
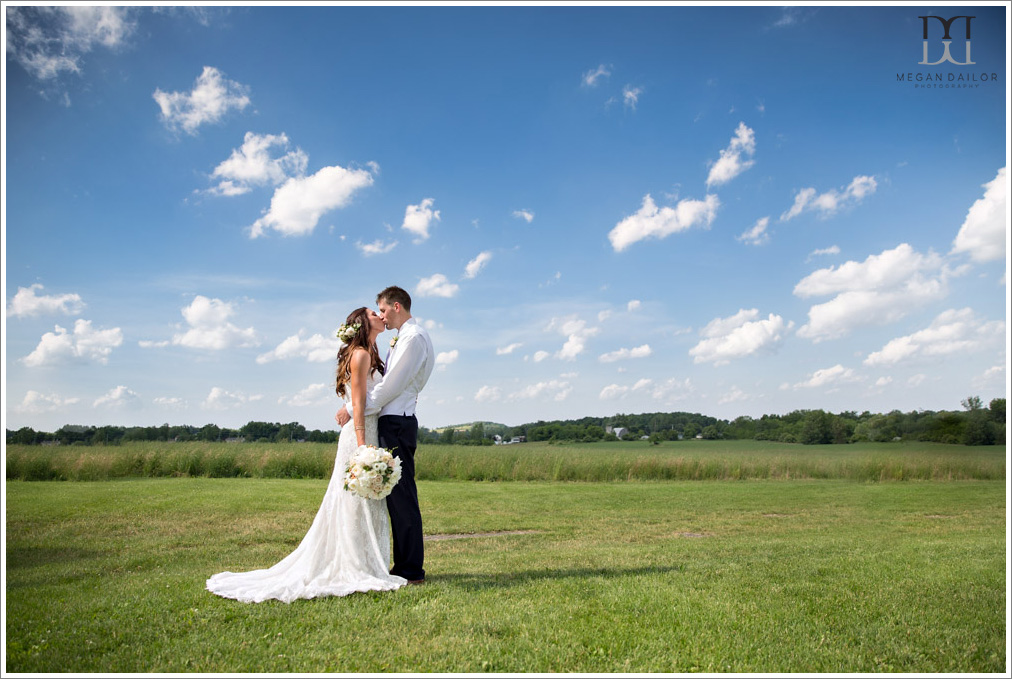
[206, 377, 406, 602]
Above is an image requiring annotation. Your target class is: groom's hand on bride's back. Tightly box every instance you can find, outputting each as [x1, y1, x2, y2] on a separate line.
[335, 406, 351, 426]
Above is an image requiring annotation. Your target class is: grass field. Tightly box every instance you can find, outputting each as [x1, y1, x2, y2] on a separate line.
[4, 473, 1007, 673]
[5, 439, 1006, 482]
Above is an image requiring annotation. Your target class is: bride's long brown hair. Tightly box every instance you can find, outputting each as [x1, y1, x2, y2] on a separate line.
[335, 307, 385, 399]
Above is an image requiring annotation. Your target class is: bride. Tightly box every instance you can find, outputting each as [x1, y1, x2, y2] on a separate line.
[206, 307, 407, 602]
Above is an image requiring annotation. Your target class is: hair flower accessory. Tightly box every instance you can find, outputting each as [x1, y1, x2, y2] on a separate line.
[337, 322, 361, 344]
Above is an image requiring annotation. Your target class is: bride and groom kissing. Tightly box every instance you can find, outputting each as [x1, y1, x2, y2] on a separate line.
[207, 286, 435, 602]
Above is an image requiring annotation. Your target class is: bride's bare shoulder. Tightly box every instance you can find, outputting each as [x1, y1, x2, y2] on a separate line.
[350, 347, 371, 370]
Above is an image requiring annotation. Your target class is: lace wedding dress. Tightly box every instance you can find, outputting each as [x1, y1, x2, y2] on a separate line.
[207, 377, 406, 602]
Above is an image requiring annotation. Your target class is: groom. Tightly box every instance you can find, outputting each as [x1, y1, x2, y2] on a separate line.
[337, 285, 434, 584]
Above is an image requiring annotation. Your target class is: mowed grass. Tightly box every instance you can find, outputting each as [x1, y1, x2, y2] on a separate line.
[4, 477, 1006, 673]
[5, 439, 1006, 481]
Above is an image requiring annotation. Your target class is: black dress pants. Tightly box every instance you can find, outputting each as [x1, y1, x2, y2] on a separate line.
[378, 414, 424, 581]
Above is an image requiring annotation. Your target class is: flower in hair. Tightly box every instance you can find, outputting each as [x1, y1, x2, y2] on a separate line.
[337, 322, 361, 343]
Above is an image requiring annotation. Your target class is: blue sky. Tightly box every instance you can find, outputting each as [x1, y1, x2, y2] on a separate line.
[4, 3, 1008, 433]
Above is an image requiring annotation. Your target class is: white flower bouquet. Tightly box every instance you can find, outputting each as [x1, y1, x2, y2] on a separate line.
[344, 445, 402, 500]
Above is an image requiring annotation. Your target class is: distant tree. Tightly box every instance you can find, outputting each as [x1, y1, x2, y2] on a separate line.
[241, 421, 279, 442]
[988, 398, 1005, 422]
[801, 410, 833, 445]
[441, 428, 455, 445]
[8, 427, 38, 445]
[961, 395, 984, 411]
[963, 408, 996, 446]
[199, 424, 222, 442]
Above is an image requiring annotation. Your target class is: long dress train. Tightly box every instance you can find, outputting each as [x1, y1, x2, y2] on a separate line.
[206, 393, 406, 602]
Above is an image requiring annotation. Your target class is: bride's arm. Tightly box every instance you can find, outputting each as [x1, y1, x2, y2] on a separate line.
[349, 349, 371, 447]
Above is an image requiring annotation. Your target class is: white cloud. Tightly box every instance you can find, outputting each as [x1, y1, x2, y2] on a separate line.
[436, 349, 459, 370]
[547, 315, 600, 361]
[249, 164, 375, 238]
[598, 310, 613, 322]
[791, 364, 860, 389]
[6, 6, 135, 83]
[278, 383, 331, 408]
[609, 193, 719, 252]
[464, 251, 493, 279]
[864, 308, 1004, 366]
[7, 284, 85, 318]
[475, 385, 502, 403]
[582, 64, 611, 87]
[689, 309, 792, 365]
[357, 239, 398, 256]
[973, 362, 1006, 388]
[794, 244, 949, 341]
[402, 198, 440, 242]
[208, 132, 308, 195]
[23, 319, 124, 367]
[532, 351, 550, 363]
[780, 175, 877, 221]
[599, 378, 653, 400]
[951, 167, 1007, 263]
[627, 300, 641, 312]
[737, 217, 771, 246]
[256, 331, 340, 364]
[153, 396, 187, 410]
[539, 271, 563, 288]
[169, 295, 259, 351]
[153, 66, 251, 135]
[512, 209, 535, 223]
[16, 390, 80, 414]
[808, 245, 841, 260]
[699, 308, 759, 338]
[94, 385, 141, 410]
[415, 273, 460, 298]
[599, 344, 652, 363]
[718, 386, 749, 404]
[202, 387, 263, 410]
[706, 122, 756, 187]
[600, 377, 694, 403]
[599, 383, 630, 400]
[496, 343, 523, 355]
[508, 379, 572, 402]
[623, 85, 643, 110]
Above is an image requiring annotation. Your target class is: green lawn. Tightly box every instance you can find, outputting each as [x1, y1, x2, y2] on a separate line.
[4, 478, 1006, 672]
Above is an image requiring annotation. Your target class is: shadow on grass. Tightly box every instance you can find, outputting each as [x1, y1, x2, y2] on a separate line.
[6, 546, 107, 570]
[432, 564, 685, 591]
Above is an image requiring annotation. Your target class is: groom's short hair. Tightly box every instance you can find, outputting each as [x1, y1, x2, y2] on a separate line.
[378, 286, 412, 312]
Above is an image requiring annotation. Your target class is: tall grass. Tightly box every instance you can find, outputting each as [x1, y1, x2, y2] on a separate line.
[4, 439, 1005, 482]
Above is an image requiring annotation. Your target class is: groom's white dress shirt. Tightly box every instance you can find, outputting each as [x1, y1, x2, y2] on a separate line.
[347, 317, 434, 418]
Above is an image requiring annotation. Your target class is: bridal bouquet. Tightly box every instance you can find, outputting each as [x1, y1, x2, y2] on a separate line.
[344, 445, 402, 500]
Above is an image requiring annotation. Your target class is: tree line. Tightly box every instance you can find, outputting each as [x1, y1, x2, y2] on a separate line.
[6, 396, 1005, 447]
[5, 421, 339, 446]
[420, 396, 1006, 447]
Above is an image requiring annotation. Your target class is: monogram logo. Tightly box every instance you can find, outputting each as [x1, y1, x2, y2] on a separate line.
[918, 15, 975, 65]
